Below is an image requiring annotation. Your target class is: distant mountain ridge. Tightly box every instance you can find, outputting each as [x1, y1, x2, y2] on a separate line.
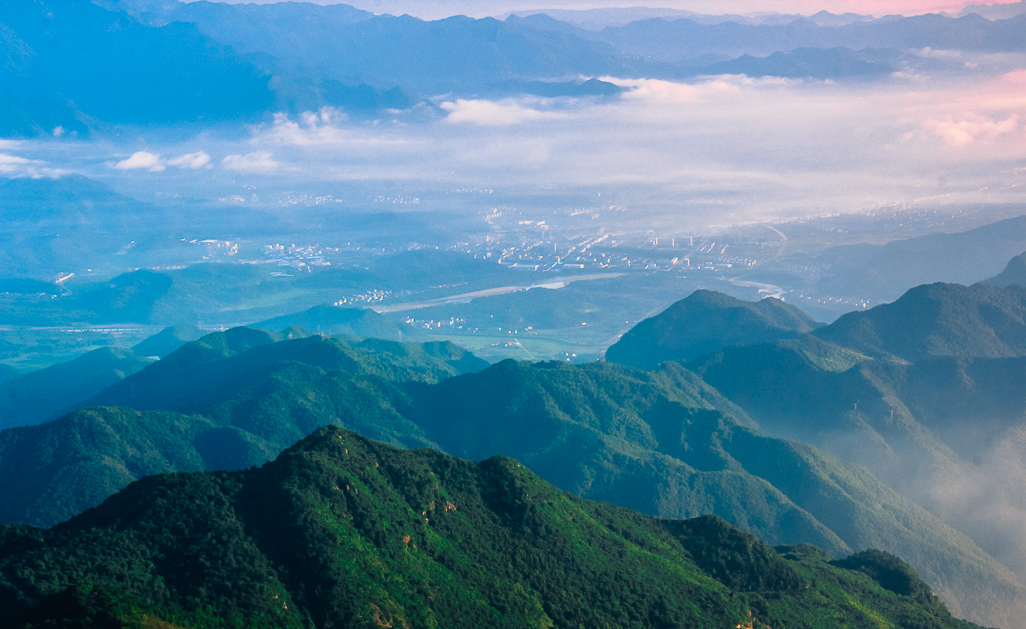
[4, 0, 1021, 134]
[255, 305, 421, 341]
[0, 0, 274, 136]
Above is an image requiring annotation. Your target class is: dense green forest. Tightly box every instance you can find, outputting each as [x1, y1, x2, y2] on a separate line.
[0, 428, 984, 629]
[606, 289, 821, 369]
[1, 327, 1019, 626]
[8, 276, 1026, 627]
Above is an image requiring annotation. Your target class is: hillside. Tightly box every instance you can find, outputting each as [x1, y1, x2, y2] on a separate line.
[982, 251, 1026, 288]
[814, 282, 1026, 361]
[254, 305, 420, 341]
[131, 324, 204, 358]
[606, 289, 821, 369]
[802, 215, 1026, 304]
[82, 328, 488, 413]
[1, 333, 1020, 626]
[687, 330, 1026, 596]
[0, 426, 983, 629]
[1, 347, 154, 429]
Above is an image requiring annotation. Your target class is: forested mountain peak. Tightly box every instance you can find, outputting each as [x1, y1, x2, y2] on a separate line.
[0, 426, 982, 629]
[606, 289, 821, 369]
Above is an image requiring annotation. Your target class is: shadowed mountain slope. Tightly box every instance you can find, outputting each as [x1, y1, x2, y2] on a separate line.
[0, 347, 154, 429]
[131, 323, 204, 358]
[983, 251, 1026, 288]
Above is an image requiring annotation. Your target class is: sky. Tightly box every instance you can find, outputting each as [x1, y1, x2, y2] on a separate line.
[183, 0, 1023, 19]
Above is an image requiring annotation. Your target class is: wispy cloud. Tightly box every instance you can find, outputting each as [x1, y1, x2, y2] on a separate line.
[168, 151, 212, 169]
[115, 151, 165, 172]
[221, 151, 279, 173]
[0, 153, 63, 178]
[921, 114, 1019, 147]
[441, 99, 562, 125]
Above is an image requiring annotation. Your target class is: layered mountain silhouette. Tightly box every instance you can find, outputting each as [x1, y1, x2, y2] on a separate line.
[4, 0, 1020, 134]
[0, 426, 984, 629]
[0, 326, 1020, 625]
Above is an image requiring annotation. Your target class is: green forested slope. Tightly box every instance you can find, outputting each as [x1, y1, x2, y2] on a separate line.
[254, 305, 419, 341]
[0, 427, 983, 629]
[606, 289, 821, 369]
[0, 337, 1017, 626]
[813, 282, 1026, 361]
[80, 328, 488, 413]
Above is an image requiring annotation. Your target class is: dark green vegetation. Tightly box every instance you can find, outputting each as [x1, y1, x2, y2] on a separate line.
[606, 289, 821, 369]
[0, 427, 983, 629]
[0, 327, 1016, 626]
[613, 279, 1026, 626]
[0, 328, 487, 526]
[814, 282, 1026, 361]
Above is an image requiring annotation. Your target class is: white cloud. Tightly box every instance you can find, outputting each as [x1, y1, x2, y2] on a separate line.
[0, 153, 63, 178]
[168, 151, 212, 169]
[440, 99, 561, 125]
[221, 151, 279, 172]
[0, 154, 38, 171]
[115, 151, 165, 172]
[922, 114, 1019, 147]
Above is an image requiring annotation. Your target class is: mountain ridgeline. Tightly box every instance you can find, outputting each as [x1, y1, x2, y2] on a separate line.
[608, 269, 1026, 627]
[605, 289, 822, 368]
[0, 325, 1020, 626]
[0, 427, 981, 629]
[4, 0, 1026, 134]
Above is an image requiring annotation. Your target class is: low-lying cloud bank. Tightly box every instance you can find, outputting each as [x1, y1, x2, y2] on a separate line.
[4, 71, 1025, 227]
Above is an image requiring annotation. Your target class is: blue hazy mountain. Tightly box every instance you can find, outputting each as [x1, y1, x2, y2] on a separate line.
[593, 12, 1026, 62]
[762, 215, 1026, 305]
[983, 251, 1026, 288]
[0, 0, 275, 136]
[5, 0, 1017, 134]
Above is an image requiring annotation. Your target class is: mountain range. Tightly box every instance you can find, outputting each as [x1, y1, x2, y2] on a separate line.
[0, 426, 983, 629]
[3, 0, 1022, 135]
[605, 258, 1026, 623]
[6, 252, 1026, 625]
[0, 321, 1021, 625]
